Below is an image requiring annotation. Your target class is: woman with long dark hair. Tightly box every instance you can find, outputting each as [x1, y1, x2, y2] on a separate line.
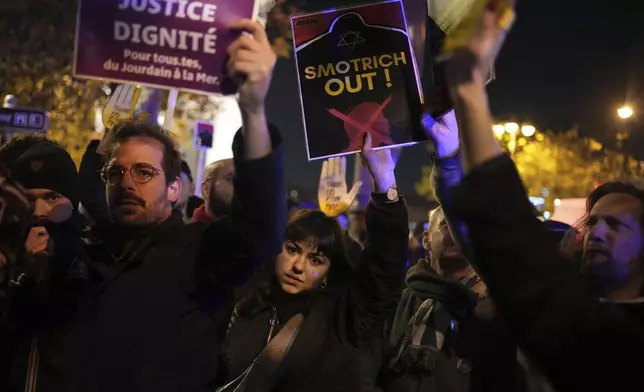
[216, 135, 409, 392]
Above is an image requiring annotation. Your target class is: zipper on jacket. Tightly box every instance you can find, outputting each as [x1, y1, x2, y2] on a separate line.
[267, 305, 279, 345]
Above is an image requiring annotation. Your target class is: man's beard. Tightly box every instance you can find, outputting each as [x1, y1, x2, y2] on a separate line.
[583, 261, 627, 297]
[111, 192, 169, 229]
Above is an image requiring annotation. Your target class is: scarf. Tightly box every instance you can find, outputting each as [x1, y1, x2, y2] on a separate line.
[389, 258, 477, 347]
[192, 204, 215, 224]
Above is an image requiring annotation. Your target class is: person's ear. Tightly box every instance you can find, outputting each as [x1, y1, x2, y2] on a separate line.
[167, 178, 180, 203]
[201, 182, 208, 199]
[422, 230, 430, 251]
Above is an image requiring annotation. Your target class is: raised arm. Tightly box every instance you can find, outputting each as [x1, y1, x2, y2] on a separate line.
[422, 110, 472, 259]
[196, 19, 286, 289]
[343, 134, 409, 346]
[444, 3, 644, 390]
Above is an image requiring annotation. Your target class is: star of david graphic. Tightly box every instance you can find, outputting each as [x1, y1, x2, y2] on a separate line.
[337, 31, 366, 50]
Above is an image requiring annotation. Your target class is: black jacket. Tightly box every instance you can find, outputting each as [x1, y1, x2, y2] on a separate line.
[60, 129, 287, 392]
[7, 212, 93, 392]
[219, 198, 409, 392]
[450, 154, 644, 391]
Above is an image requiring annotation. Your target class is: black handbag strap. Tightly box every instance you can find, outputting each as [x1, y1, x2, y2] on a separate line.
[216, 313, 304, 392]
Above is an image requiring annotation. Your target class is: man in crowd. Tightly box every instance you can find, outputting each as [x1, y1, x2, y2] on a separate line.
[578, 182, 644, 301]
[63, 19, 286, 392]
[375, 109, 518, 391]
[7, 142, 92, 392]
[192, 158, 234, 224]
[440, 2, 644, 389]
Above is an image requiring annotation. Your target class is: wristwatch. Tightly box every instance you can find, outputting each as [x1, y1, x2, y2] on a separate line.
[373, 186, 399, 203]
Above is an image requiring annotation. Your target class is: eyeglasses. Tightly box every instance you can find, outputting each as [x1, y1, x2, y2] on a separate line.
[101, 163, 163, 184]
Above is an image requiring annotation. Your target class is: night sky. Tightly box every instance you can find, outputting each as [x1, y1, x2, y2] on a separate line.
[263, 0, 644, 202]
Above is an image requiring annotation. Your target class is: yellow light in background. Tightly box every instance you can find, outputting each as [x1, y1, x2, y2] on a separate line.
[507, 139, 516, 152]
[535, 133, 545, 142]
[618, 106, 633, 119]
[589, 139, 603, 152]
[504, 122, 519, 134]
[517, 138, 527, 147]
[492, 124, 506, 137]
[521, 125, 536, 137]
[554, 198, 561, 206]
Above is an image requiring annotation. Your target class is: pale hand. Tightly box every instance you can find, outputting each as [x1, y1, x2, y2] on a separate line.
[360, 133, 396, 193]
[227, 19, 277, 114]
[318, 157, 362, 218]
[422, 110, 459, 158]
[24, 227, 53, 283]
[102, 84, 141, 129]
[25, 227, 51, 255]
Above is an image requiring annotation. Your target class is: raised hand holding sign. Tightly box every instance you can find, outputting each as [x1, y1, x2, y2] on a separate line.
[318, 157, 362, 218]
[422, 110, 459, 158]
[359, 133, 397, 195]
[441, 0, 516, 75]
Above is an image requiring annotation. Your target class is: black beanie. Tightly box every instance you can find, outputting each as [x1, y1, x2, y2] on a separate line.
[11, 142, 80, 208]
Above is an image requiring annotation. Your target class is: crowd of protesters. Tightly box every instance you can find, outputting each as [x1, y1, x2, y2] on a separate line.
[0, 5, 643, 392]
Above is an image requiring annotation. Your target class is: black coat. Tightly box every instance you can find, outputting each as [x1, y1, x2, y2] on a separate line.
[6, 213, 93, 392]
[219, 198, 409, 392]
[60, 129, 287, 392]
[450, 155, 644, 391]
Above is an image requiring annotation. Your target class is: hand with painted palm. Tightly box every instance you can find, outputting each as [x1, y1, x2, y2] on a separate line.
[102, 84, 142, 130]
[318, 156, 362, 218]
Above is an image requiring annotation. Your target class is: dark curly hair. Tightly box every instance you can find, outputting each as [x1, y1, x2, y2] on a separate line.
[101, 122, 182, 184]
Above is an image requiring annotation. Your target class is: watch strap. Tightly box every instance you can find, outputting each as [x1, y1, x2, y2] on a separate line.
[372, 186, 399, 203]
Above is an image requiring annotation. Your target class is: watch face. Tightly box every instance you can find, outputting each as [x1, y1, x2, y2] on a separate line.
[387, 187, 399, 201]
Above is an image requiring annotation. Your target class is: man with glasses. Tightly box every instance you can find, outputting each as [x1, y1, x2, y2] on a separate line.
[100, 137, 182, 229]
[61, 19, 287, 392]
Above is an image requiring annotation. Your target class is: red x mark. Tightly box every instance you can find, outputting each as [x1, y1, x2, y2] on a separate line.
[328, 96, 393, 151]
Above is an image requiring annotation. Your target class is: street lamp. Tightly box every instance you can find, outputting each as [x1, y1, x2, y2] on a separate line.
[618, 106, 633, 119]
[493, 122, 537, 156]
[521, 125, 536, 137]
[492, 124, 506, 138]
[616, 106, 634, 175]
[504, 122, 519, 134]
